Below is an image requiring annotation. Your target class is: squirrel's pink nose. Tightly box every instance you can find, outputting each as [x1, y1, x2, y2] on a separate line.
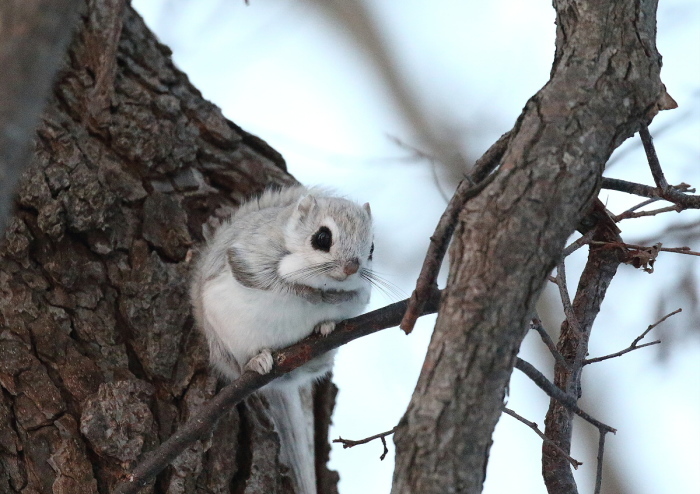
[343, 258, 360, 276]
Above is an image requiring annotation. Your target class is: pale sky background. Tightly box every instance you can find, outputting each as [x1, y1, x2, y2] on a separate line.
[132, 1, 700, 493]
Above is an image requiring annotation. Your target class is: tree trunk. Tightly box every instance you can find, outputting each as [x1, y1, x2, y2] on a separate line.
[0, 2, 338, 493]
[392, 1, 663, 493]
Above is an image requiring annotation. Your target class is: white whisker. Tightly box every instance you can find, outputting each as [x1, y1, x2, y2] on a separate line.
[360, 269, 405, 301]
[283, 261, 337, 283]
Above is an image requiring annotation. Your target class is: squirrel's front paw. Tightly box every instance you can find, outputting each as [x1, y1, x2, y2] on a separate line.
[314, 321, 336, 337]
[244, 348, 273, 374]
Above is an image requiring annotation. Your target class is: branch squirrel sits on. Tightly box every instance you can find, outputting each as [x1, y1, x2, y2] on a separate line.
[191, 185, 374, 493]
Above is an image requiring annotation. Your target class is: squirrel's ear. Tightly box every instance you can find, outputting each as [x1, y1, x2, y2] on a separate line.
[363, 202, 371, 218]
[297, 195, 317, 218]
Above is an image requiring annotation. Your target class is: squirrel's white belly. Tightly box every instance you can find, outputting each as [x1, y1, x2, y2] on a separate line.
[202, 271, 365, 369]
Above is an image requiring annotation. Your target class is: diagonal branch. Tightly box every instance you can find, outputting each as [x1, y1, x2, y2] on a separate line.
[639, 124, 668, 190]
[530, 316, 569, 370]
[502, 407, 582, 469]
[562, 230, 597, 258]
[514, 358, 615, 434]
[399, 131, 511, 333]
[555, 261, 582, 341]
[115, 290, 442, 494]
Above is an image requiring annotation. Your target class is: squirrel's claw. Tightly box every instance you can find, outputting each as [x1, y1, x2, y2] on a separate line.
[314, 321, 336, 337]
[245, 348, 273, 374]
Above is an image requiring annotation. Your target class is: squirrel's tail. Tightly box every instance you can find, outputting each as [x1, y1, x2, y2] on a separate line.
[261, 384, 317, 494]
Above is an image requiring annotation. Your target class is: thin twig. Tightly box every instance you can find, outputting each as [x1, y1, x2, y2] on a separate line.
[585, 340, 661, 365]
[591, 240, 700, 257]
[562, 229, 596, 257]
[399, 131, 511, 333]
[617, 197, 660, 216]
[555, 261, 581, 335]
[584, 308, 681, 365]
[530, 316, 569, 369]
[625, 243, 700, 257]
[606, 106, 686, 169]
[502, 407, 582, 469]
[613, 197, 661, 221]
[514, 358, 616, 434]
[631, 308, 681, 344]
[615, 204, 680, 221]
[639, 124, 669, 190]
[594, 431, 608, 494]
[115, 290, 442, 494]
[333, 426, 398, 461]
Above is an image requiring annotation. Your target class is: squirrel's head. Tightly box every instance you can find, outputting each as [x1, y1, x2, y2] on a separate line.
[278, 193, 373, 290]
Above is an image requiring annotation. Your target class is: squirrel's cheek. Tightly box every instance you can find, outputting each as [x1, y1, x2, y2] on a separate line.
[277, 254, 306, 279]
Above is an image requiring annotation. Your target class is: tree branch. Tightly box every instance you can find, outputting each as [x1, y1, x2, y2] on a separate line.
[555, 261, 581, 337]
[530, 316, 569, 370]
[562, 230, 596, 258]
[115, 290, 442, 494]
[594, 431, 609, 494]
[615, 204, 680, 221]
[602, 177, 658, 198]
[584, 308, 681, 365]
[399, 131, 511, 333]
[613, 197, 662, 221]
[514, 358, 615, 434]
[502, 407, 582, 469]
[601, 177, 700, 209]
[639, 124, 668, 190]
[333, 426, 398, 461]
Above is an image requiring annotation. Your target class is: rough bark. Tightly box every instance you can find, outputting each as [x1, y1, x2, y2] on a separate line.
[0, 2, 338, 493]
[391, 1, 663, 493]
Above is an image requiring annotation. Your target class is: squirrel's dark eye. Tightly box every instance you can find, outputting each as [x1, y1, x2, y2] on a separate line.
[369, 242, 374, 261]
[311, 226, 332, 252]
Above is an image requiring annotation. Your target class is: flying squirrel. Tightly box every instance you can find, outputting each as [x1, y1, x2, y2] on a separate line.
[191, 185, 374, 493]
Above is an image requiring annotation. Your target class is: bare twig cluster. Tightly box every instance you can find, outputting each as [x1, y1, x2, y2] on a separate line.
[387, 124, 695, 494]
[536, 126, 693, 493]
